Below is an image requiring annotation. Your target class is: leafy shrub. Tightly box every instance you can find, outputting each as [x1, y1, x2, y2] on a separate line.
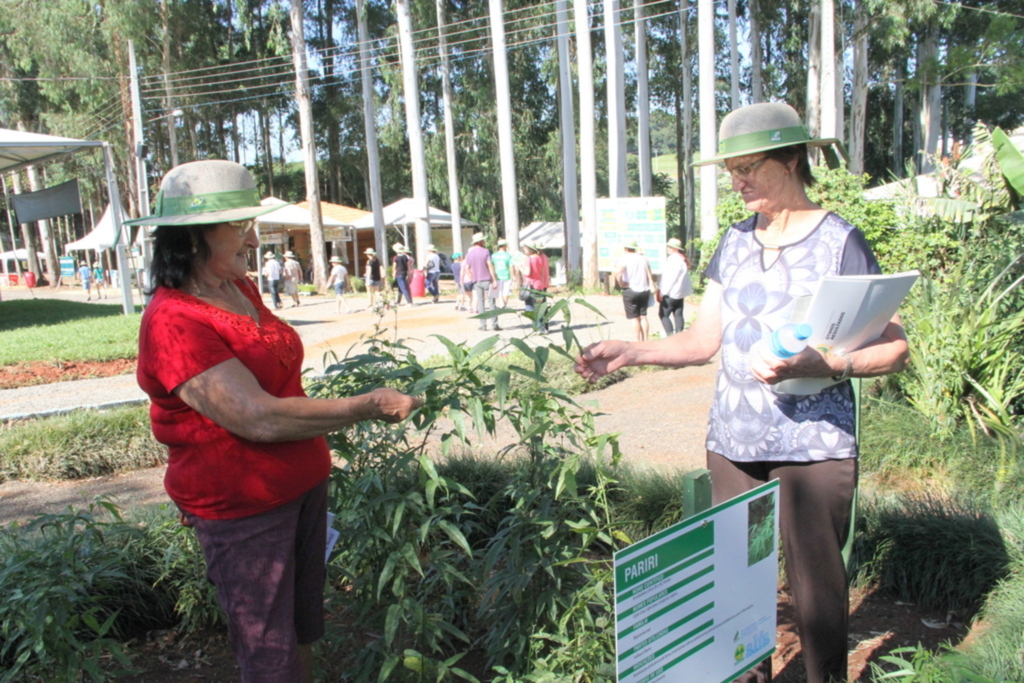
[0, 502, 169, 682]
[0, 405, 166, 483]
[850, 494, 1011, 616]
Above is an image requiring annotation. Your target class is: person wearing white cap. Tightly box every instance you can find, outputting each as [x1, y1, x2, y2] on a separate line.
[614, 240, 654, 342]
[325, 255, 352, 314]
[576, 102, 909, 683]
[657, 238, 692, 336]
[490, 238, 513, 308]
[391, 244, 414, 305]
[364, 248, 382, 308]
[125, 160, 422, 683]
[262, 251, 283, 309]
[464, 231, 499, 330]
[424, 244, 442, 304]
[282, 251, 302, 307]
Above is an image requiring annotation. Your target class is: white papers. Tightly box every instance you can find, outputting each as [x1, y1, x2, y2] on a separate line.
[776, 271, 919, 395]
[325, 512, 340, 564]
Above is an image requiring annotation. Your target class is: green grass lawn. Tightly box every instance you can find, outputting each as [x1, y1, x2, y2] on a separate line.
[652, 153, 680, 179]
[0, 300, 141, 365]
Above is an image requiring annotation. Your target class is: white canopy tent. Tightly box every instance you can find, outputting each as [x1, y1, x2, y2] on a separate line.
[349, 197, 478, 231]
[64, 204, 126, 252]
[0, 128, 133, 313]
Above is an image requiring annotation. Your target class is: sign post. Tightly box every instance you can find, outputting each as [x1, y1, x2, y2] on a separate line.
[614, 480, 780, 683]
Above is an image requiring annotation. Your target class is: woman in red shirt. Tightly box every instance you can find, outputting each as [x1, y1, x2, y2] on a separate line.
[126, 160, 420, 683]
[521, 243, 551, 332]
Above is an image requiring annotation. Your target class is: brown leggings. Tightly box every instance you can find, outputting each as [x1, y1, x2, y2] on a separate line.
[708, 451, 857, 683]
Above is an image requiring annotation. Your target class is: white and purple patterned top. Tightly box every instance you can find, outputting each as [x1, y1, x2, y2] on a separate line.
[703, 212, 881, 463]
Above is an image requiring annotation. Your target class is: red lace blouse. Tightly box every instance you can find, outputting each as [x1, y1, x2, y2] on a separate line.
[137, 277, 331, 520]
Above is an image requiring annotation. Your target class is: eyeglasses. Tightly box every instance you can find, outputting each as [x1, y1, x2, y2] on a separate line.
[726, 156, 770, 180]
[225, 219, 256, 235]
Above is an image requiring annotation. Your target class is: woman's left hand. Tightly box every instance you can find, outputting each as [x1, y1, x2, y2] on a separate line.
[749, 345, 837, 385]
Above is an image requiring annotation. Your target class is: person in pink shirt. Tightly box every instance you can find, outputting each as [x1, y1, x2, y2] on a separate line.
[521, 243, 550, 332]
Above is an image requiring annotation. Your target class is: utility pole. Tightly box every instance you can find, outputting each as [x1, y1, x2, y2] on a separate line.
[129, 41, 153, 303]
[555, 0, 580, 275]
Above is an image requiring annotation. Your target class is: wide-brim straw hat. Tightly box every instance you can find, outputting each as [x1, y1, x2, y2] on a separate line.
[330, 256, 343, 263]
[284, 251, 297, 259]
[496, 238, 508, 247]
[692, 102, 844, 167]
[472, 232, 485, 243]
[623, 240, 639, 251]
[123, 160, 289, 227]
[666, 237, 684, 251]
[426, 244, 437, 251]
[263, 251, 276, 259]
[364, 248, 377, 256]
[394, 244, 407, 253]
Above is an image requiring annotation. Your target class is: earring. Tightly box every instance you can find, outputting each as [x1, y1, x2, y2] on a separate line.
[191, 244, 198, 254]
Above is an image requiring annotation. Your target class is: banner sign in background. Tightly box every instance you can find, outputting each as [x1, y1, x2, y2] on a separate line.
[596, 196, 667, 275]
[614, 480, 780, 683]
[11, 179, 82, 224]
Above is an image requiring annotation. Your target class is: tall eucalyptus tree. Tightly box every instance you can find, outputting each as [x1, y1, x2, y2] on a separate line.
[356, 0, 387, 258]
[395, 0, 430, 264]
[698, 0, 717, 242]
[289, 0, 327, 289]
[488, 0, 520, 249]
[820, 0, 837, 142]
[634, 0, 652, 197]
[556, 0, 580, 273]
[727, 0, 740, 109]
[436, 0, 463, 256]
[749, 0, 763, 103]
[605, 0, 627, 198]
[574, 0, 599, 287]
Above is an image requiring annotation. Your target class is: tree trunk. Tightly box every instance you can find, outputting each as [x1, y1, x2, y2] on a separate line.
[290, 0, 328, 289]
[556, 0, 580, 274]
[574, 0, 599, 287]
[749, 0, 763, 103]
[357, 0, 387, 259]
[635, 0, 652, 197]
[964, 71, 977, 147]
[161, 0, 179, 168]
[807, 0, 821, 163]
[437, 0, 464, 256]
[26, 166, 59, 286]
[681, 0, 695, 252]
[396, 0, 431, 265]
[820, 0, 836, 142]
[918, 21, 941, 173]
[727, 0, 740, 109]
[605, 0, 627, 197]
[12, 172, 41, 279]
[698, 0, 718, 242]
[849, 2, 868, 175]
[488, 0, 521, 250]
[894, 59, 904, 177]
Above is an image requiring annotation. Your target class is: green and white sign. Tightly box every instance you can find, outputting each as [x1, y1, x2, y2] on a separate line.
[60, 257, 76, 278]
[614, 480, 780, 683]
[596, 196, 667, 274]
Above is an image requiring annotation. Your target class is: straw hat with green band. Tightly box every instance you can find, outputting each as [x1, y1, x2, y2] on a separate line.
[123, 160, 290, 227]
[692, 102, 847, 168]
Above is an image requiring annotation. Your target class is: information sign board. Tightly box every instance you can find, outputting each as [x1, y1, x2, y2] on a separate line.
[60, 256, 76, 278]
[614, 480, 780, 683]
[596, 197, 667, 274]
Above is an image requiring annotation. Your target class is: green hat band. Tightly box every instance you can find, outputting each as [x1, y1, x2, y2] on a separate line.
[155, 188, 262, 218]
[719, 125, 809, 156]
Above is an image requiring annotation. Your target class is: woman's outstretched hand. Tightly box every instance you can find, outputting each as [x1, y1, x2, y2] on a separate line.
[574, 341, 634, 383]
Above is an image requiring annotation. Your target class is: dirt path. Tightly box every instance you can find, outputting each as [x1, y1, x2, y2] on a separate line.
[0, 362, 718, 526]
